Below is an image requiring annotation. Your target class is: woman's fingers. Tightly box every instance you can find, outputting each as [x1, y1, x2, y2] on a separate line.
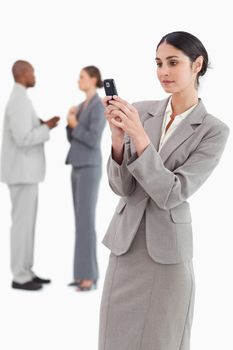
[106, 105, 120, 113]
[104, 96, 138, 135]
[109, 97, 137, 118]
[110, 109, 128, 124]
[112, 95, 136, 113]
[69, 105, 77, 113]
[105, 105, 120, 122]
[103, 96, 113, 107]
[110, 116, 125, 130]
[109, 100, 131, 116]
[104, 96, 135, 113]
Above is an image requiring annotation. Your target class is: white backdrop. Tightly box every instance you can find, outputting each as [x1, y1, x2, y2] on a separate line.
[0, 1, 232, 349]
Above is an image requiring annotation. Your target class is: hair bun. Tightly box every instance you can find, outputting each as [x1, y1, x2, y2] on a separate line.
[98, 80, 104, 88]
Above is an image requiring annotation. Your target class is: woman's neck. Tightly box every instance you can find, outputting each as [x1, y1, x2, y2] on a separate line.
[85, 88, 97, 101]
[171, 85, 198, 115]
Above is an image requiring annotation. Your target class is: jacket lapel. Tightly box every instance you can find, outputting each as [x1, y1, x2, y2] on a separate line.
[143, 97, 169, 152]
[78, 94, 99, 121]
[159, 117, 195, 163]
[143, 97, 207, 164]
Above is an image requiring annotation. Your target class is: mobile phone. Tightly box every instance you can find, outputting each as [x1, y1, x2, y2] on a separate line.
[103, 79, 118, 98]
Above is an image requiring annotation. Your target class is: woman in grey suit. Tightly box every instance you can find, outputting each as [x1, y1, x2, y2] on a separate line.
[98, 32, 230, 349]
[66, 66, 106, 291]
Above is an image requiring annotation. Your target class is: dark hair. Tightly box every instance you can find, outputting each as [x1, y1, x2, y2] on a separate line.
[82, 65, 103, 88]
[156, 31, 210, 87]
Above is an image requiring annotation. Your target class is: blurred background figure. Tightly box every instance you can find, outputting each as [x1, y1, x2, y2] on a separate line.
[66, 65, 106, 291]
[0, 60, 60, 291]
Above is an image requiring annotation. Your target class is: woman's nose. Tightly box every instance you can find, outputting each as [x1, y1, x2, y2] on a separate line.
[160, 66, 169, 76]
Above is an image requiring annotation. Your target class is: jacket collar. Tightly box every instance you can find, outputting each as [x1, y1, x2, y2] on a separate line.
[78, 93, 100, 119]
[144, 96, 208, 163]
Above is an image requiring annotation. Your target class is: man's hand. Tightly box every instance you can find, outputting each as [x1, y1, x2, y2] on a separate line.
[44, 116, 60, 129]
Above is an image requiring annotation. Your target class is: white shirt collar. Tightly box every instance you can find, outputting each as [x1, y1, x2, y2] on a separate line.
[14, 82, 27, 92]
[159, 96, 198, 152]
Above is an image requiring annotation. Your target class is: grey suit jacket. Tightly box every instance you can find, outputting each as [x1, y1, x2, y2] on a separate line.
[102, 97, 230, 264]
[0, 83, 50, 184]
[65, 93, 106, 167]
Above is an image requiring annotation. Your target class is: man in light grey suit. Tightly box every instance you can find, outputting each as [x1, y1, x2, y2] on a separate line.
[0, 60, 60, 291]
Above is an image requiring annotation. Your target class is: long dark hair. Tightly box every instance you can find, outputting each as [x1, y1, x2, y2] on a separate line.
[83, 65, 103, 88]
[157, 31, 210, 87]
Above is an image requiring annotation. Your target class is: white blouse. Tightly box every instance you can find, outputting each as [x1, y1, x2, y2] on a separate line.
[158, 97, 198, 153]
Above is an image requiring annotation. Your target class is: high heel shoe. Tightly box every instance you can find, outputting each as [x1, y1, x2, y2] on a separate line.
[77, 281, 97, 292]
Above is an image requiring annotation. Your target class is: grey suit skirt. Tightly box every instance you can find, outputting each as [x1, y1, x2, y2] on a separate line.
[98, 212, 195, 350]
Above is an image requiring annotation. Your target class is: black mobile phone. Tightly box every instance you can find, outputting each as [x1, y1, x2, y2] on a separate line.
[103, 79, 118, 98]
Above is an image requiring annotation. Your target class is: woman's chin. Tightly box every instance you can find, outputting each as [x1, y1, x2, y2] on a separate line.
[162, 86, 176, 94]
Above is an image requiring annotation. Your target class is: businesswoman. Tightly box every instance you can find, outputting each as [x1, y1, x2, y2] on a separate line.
[66, 66, 106, 291]
[98, 32, 230, 349]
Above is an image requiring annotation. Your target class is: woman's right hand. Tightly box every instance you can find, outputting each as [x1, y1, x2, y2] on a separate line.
[103, 96, 125, 142]
[103, 96, 125, 164]
[67, 105, 78, 119]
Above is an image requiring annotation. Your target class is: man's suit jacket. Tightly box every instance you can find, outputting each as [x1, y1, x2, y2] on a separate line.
[102, 97, 230, 264]
[66, 93, 106, 167]
[0, 83, 50, 184]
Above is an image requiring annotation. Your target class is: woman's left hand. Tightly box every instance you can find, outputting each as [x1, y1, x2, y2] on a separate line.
[108, 95, 151, 156]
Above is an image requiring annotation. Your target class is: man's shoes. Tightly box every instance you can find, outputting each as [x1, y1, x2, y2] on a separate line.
[12, 280, 43, 291]
[33, 276, 51, 284]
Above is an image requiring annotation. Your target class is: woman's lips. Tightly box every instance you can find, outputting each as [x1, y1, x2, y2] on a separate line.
[162, 80, 174, 84]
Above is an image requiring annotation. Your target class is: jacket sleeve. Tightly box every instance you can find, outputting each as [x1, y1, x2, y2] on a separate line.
[126, 123, 230, 209]
[106, 101, 151, 197]
[70, 103, 105, 148]
[66, 125, 72, 142]
[107, 133, 137, 197]
[8, 98, 50, 147]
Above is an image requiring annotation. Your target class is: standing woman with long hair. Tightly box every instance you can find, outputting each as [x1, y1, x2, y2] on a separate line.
[66, 66, 106, 291]
[98, 32, 230, 349]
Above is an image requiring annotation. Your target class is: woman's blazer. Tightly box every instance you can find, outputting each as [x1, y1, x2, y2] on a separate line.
[66, 94, 106, 167]
[102, 97, 230, 264]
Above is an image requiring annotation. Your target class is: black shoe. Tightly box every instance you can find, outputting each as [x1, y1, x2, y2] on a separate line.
[68, 281, 80, 287]
[33, 276, 51, 284]
[12, 280, 43, 291]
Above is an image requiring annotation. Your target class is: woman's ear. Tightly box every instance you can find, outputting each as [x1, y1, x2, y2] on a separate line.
[91, 76, 98, 87]
[192, 56, 204, 74]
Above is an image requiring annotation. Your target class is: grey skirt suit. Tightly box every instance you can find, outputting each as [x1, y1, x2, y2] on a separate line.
[66, 94, 106, 281]
[98, 97, 230, 350]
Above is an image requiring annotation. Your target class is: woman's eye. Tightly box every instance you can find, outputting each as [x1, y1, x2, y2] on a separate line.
[156, 62, 162, 67]
[169, 61, 178, 66]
